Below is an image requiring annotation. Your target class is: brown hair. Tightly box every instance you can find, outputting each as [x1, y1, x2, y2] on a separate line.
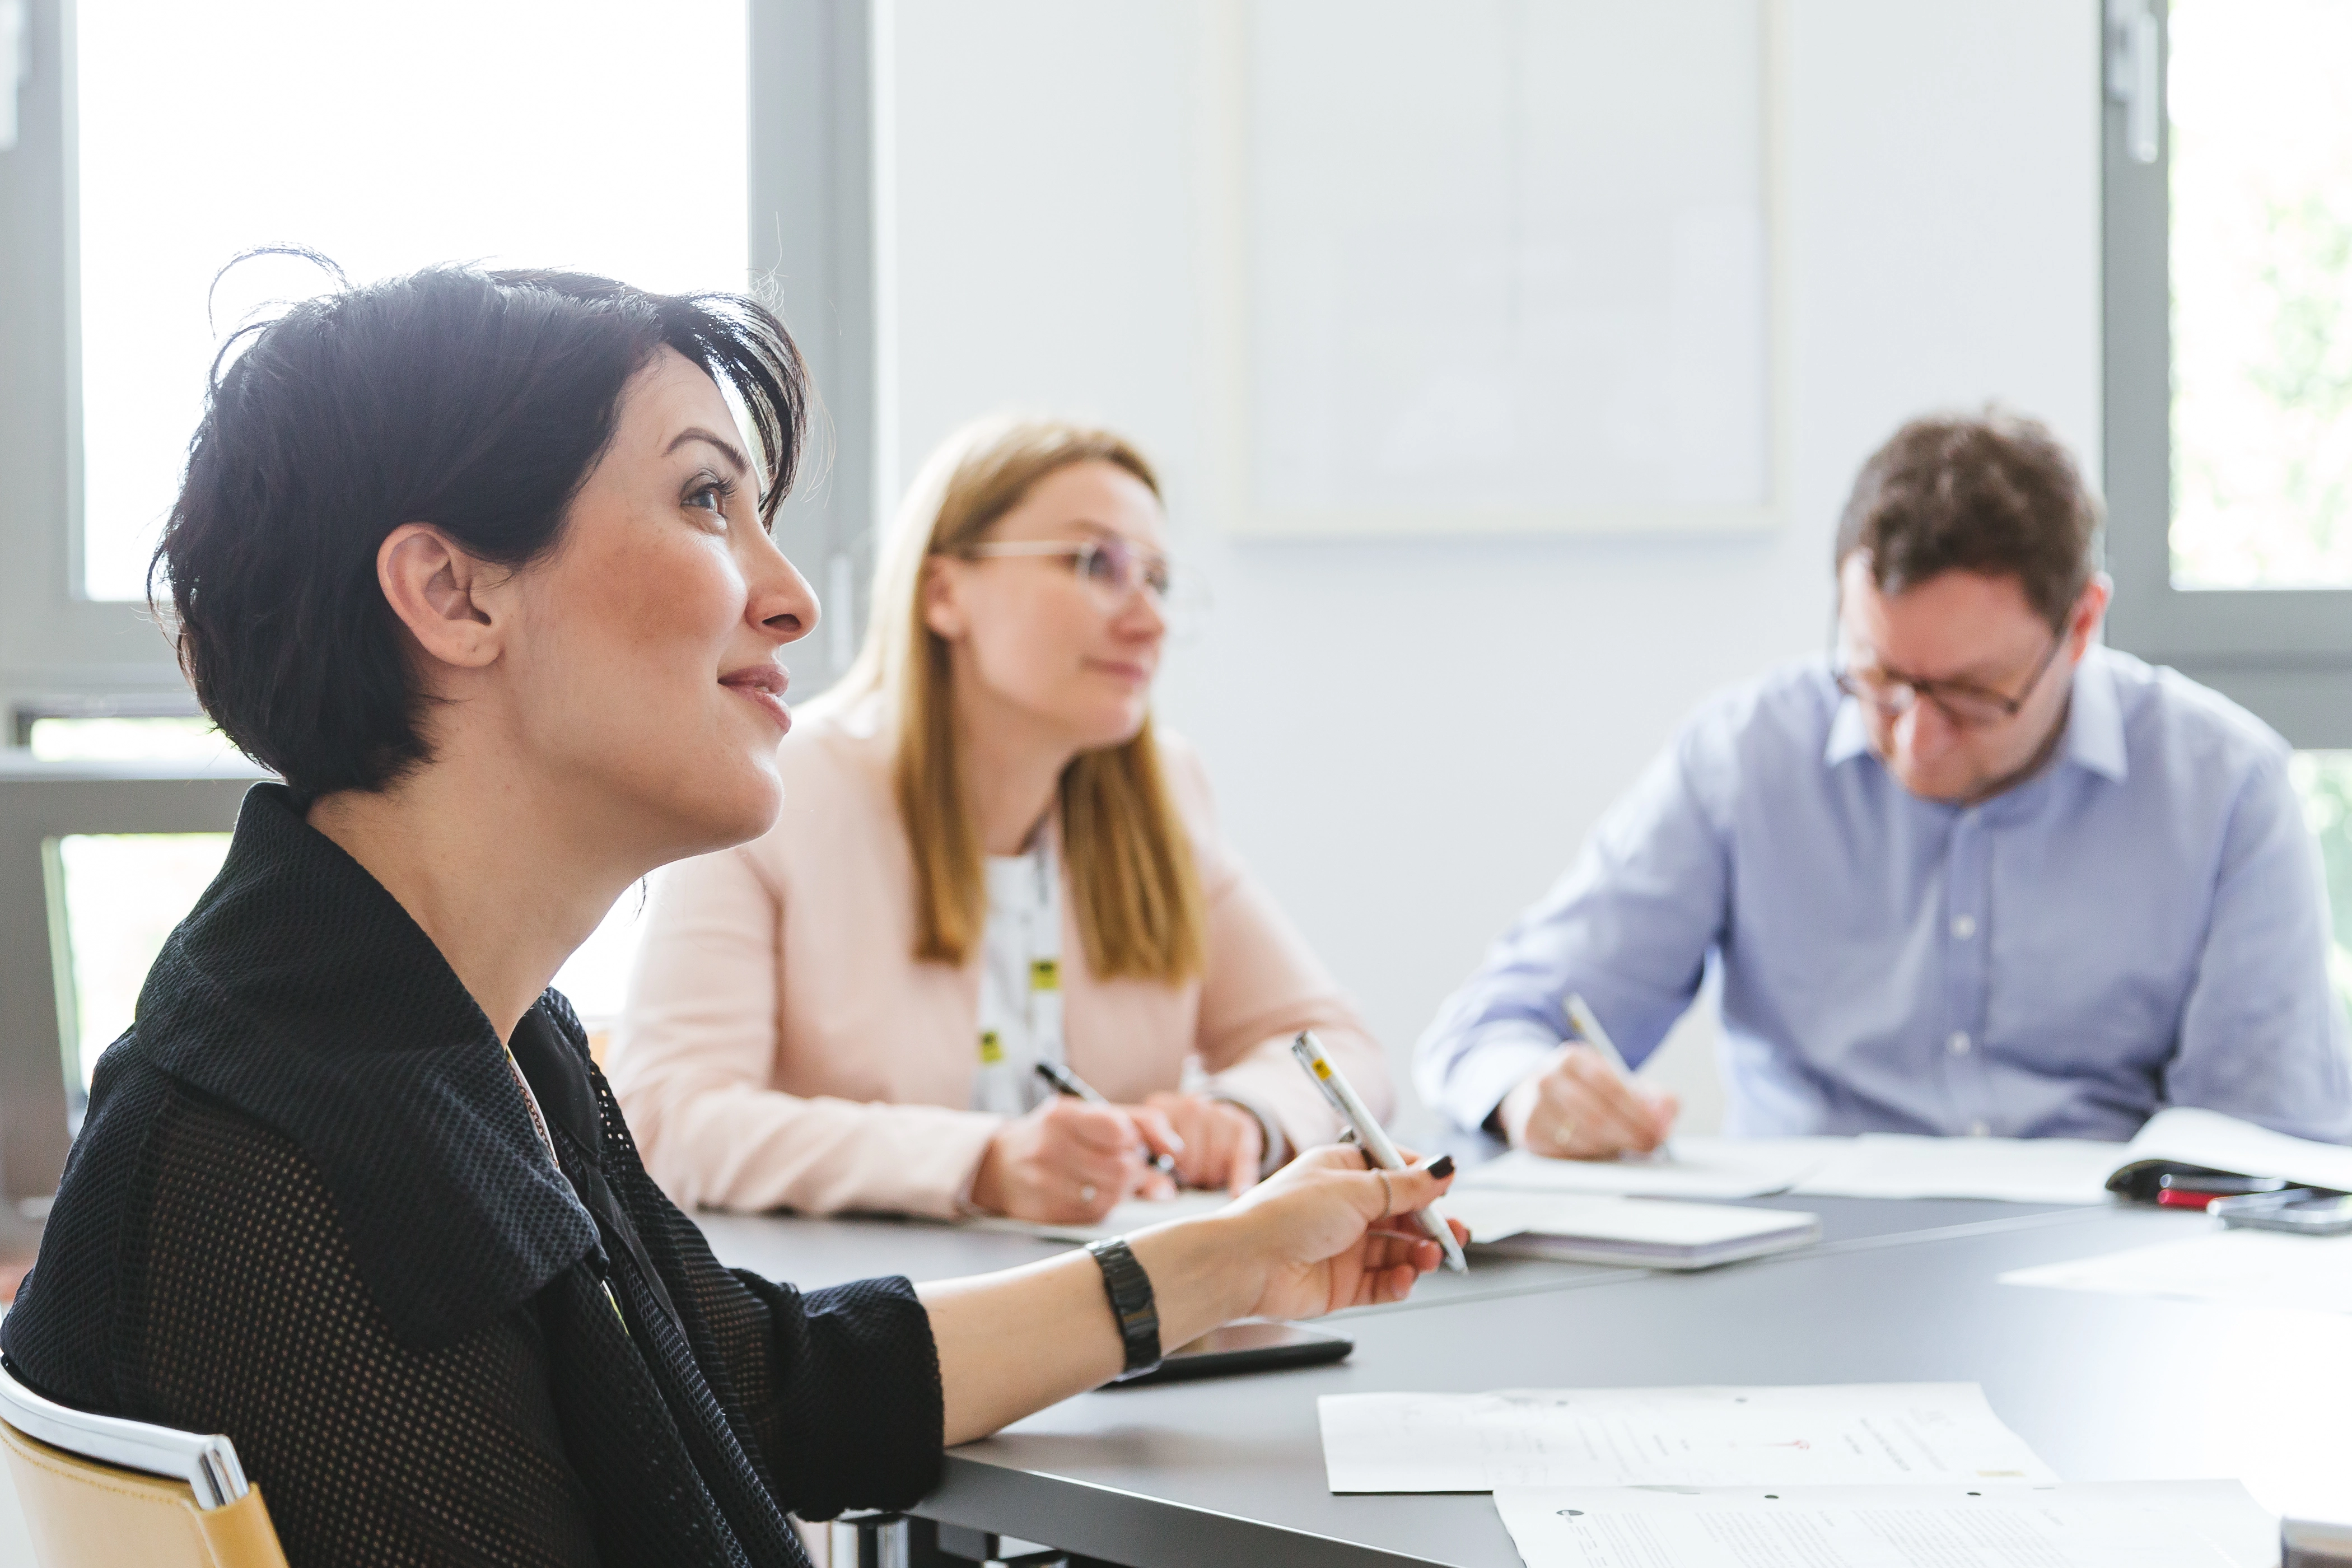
[1834, 409, 2102, 629]
[821, 414, 1206, 981]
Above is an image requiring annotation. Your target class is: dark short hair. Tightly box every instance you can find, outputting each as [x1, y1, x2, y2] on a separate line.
[156, 264, 807, 799]
[1833, 409, 2101, 629]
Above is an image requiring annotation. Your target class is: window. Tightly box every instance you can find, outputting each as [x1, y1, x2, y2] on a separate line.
[3, 0, 880, 730]
[2293, 753, 2352, 1015]
[2103, 0, 2352, 745]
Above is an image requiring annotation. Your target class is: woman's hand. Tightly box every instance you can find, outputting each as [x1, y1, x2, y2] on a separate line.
[1200, 1145, 1464, 1321]
[923, 1141, 1461, 1444]
[970, 1097, 1180, 1222]
[1139, 1091, 1267, 1194]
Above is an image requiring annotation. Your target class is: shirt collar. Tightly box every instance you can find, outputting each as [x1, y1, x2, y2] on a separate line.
[119, 783, 598, 1346]
[1823, 646, 2129, 784]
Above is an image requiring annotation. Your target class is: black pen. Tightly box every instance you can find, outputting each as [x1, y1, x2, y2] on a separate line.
[1033, 1060, 1181, 1178]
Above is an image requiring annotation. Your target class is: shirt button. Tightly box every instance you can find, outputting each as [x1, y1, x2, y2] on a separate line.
[1947, 1030, 1972, 1056]
[1951, 914, 1977, 940]
[1968, 1119, 1991, 1137]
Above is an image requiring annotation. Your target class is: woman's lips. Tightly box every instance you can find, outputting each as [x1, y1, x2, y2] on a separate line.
[1086, 658, 1155, 685]
[720, 665, 793, 735]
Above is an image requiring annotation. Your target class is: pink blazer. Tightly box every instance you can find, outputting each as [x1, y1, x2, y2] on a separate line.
[609, 699, 1390, 1217]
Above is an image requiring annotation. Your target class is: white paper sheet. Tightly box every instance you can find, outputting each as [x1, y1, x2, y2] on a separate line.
[1317, 1383, 2057, 1494]
[958, 1189, 1231, 1244]
[2124, 1107, 2352, 1195]
[2002, 1228, 2352, 1315]
[1457, 1137, 1841, 1201]
[1491, 1481, 2279, 1568]
[1437, 1190, 1812, 1248]
[1789, 1135, 2124, 1204]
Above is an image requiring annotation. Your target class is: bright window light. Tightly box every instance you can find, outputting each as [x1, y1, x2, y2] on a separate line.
[2170, 1, 2352, 588]
[51, 834, 233, 1093]
[74, 0, 749, 601]
[2292, 752, 2352, 1018]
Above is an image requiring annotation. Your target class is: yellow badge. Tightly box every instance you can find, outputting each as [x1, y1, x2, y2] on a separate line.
[1029, 957, 1060, 992]
[978, 1029, 1004, 1065]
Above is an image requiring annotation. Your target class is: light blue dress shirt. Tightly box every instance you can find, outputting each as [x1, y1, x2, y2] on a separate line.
[1417, 647, 2352, 1144]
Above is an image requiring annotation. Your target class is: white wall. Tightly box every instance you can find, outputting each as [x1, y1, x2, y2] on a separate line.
[886, 0, 2103, 1127]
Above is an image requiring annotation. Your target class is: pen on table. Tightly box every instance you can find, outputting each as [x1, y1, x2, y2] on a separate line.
[1032, 1059, 1180, 1179]
[1289, 1030, 1469, 1274]
[1563, 992, 1677, 1160]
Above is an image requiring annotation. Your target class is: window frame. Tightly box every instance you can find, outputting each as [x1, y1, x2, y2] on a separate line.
[2101, 0, 2352, 748]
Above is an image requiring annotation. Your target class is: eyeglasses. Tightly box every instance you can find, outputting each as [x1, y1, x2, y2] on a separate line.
[1833, 629, 2068, 730]
[960, 536, 1176, 609]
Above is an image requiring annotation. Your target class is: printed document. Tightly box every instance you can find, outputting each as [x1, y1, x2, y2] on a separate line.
[1438, 1191, 1809, 1248]
[2003, 1228, 2352, 1316]
[1457, 1137, 1841, 1201]
[1789, 1135, 2122, 1205]
[1317, 1383, 2055, 1494]
[1491, 1480, 2279, 1568]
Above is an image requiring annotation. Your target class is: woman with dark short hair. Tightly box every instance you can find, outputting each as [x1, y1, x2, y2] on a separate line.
[0, 265, 1460, 1568]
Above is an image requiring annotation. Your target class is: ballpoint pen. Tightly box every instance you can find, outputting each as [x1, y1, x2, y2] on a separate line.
[1033, 1059, 1180, 1179]
[1289, 1030, 1468, 1273]
[1564, 992, 1678, 1160]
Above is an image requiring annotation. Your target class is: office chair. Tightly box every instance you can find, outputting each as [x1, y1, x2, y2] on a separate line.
[0, 1345, 285, 1567]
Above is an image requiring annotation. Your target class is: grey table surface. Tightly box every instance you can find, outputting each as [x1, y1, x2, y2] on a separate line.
[696, 1200, 2352, 1567]
[696, 1192, 2102, 1316]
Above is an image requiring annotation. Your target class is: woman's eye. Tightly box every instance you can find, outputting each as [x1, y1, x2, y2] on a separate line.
[685, 479, 731, 519]
[1079, 546, 1123, 585]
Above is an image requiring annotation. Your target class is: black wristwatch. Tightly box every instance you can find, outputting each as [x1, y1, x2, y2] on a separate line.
[1085, 1238, 1161, 1376]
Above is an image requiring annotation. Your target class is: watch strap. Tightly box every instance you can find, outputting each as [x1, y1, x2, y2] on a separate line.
[1085, 1237, 1162, 1375]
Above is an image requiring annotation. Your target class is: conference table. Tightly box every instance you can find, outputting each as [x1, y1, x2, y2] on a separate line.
[698, 1143, 2352, 1567]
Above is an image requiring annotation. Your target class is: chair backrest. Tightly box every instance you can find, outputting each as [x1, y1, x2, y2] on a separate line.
[0, 1350, 286, 1568]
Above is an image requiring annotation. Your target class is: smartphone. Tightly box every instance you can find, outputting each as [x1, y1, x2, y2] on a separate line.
[1110, 1320, 1352, 1385]
[2211, 1188, 2352, 1236]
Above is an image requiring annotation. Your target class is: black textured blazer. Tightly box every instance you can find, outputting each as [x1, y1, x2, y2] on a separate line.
[3, 785, 942, 1566]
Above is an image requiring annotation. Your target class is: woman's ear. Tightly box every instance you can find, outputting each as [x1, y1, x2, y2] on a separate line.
[376, 523, 511, 671]
[920, 555, 968, 642]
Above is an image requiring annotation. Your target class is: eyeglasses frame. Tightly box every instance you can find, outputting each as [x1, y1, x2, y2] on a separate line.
[1832, 622, 2071, 731]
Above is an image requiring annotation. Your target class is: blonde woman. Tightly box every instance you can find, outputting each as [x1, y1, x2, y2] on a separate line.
[612, 416, 1390, 1223]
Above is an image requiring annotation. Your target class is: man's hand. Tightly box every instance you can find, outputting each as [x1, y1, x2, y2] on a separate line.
[970, 1098, 1180, 1222]
[1497, 1043, 1679, 1159]
[1140, 1091, 1267, 1194]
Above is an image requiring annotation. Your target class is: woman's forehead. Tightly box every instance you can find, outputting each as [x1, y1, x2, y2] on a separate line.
[991, 461, 1165, 544]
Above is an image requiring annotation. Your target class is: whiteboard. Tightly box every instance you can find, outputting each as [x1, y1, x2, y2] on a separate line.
[1206, 0, 1782, 535]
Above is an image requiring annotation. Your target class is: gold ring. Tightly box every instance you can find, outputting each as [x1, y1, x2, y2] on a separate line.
[1375, 1168, 1393, 1217]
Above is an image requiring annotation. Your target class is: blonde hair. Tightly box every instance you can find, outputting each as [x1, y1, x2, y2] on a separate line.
[826, 414, 1206, 981]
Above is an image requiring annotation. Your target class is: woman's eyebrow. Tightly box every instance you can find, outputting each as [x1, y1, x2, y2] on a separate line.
[665, 426, 751, 475]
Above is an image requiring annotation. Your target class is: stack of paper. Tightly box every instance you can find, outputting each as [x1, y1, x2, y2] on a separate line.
[1789, 1135, 2124, 1205]
[1437, 1189, 1819, 1268]
[1456, 1137, 1842, 1201]
[2001, 1228, 2352, 1316]
[1316, 1383, 2057, 1493]
[1491, 1481, 2280, 1568]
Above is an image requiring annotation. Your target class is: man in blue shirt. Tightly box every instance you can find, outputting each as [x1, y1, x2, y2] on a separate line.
[1418, 412, 2352, 1155]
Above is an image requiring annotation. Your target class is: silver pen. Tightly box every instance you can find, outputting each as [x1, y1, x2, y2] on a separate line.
[1290, 1031, 1467, 1273]
[1564, 992, 1677, 1160]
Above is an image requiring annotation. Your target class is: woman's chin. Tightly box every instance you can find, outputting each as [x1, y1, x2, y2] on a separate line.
[666, 759, 786, 856]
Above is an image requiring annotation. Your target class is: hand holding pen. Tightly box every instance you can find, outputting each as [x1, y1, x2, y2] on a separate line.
[1494, 993, 1680, 1162]
[1291, 1031, 1469, 1272]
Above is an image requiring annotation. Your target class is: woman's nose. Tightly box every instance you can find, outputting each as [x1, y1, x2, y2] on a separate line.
[748, 533, 819, 646]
